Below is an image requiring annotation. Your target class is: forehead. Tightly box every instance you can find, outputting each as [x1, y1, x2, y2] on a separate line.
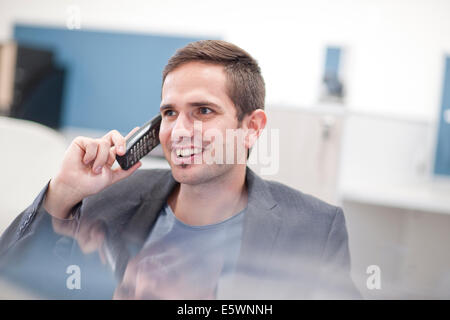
[161, 62, 231, 103]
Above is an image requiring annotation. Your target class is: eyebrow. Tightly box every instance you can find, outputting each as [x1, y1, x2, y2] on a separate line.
[160, 101, 223, 112]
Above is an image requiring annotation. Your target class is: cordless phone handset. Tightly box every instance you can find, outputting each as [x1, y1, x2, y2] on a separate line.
[116, 114, 162, 170]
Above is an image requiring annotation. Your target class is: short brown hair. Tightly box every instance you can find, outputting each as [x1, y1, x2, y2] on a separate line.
[162, 40, 265, 121]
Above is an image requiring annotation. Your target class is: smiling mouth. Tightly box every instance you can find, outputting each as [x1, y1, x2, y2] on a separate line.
[175, 147, 203, 158]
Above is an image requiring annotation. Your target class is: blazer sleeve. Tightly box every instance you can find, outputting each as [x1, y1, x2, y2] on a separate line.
[0, 182, 85, 298]
[1, 181, 52, 257]
[314, 207, 362, 299]
[0, 182, 81, 259]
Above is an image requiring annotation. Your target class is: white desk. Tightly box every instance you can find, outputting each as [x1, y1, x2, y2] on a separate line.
[340, 178, 450, 215]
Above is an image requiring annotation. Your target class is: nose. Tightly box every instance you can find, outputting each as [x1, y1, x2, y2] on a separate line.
[171, 112, 194, 144]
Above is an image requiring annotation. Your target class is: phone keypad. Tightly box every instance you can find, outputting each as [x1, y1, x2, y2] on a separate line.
[125, 129, 158, 168]
[115, 114, 161, 170]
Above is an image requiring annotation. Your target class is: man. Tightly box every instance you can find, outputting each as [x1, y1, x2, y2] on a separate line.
[0, 40, 360, 299]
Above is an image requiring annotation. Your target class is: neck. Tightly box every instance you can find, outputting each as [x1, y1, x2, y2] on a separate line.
[168, 165, 248, 226]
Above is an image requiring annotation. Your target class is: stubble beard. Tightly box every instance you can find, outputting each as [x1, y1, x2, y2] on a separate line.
[171, 161, 234, 186]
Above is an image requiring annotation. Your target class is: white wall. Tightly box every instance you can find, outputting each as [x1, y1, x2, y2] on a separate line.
[339, 113, 436, 187]
[1, 0, 450, 123]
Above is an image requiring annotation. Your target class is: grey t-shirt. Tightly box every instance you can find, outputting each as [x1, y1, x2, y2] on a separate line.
[139, 203, 245, 298]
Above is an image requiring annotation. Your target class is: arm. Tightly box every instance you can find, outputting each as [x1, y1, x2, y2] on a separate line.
[0, 127, 142, 298]
[315, 207, 362, 299]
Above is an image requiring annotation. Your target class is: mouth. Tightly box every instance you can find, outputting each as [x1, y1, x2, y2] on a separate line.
[171, 146, 205, 165]
[175, 147, 203, 158]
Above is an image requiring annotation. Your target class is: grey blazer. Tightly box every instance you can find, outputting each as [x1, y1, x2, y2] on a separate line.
[0, 167, 360, 299]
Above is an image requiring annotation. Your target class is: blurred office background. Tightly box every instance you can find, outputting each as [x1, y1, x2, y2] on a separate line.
[1, 0, 450, 299]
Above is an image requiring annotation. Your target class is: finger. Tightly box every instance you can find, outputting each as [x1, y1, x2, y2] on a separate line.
[125, 127, 140, 140]
[111, 161, 142, 184]
[51, 218, 78, 238]
[103, 130, 126, 156]
[106, 146, 116, 168]
[99, 247, 106, 265]
[92, 139, 111, 174]
[74, 137, 99, 165]
[83, 140, 99, 165]
[81, 228, 105, 254]
[107, 127, 139, 168]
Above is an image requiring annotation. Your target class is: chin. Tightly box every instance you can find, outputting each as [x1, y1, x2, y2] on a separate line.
[170, 163, 227, 186]
[170, 164, 204, 185]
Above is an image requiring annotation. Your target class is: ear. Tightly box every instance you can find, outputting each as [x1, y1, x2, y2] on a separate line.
[241, 109, 267, 149]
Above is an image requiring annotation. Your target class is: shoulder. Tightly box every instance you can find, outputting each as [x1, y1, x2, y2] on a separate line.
[81, 168, 172, 214]
[94, 169, 170, 199]
[111, 168, 171, 192]
[263, 178, 342, 225]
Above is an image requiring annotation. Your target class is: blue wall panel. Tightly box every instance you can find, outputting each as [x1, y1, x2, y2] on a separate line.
[324, 46, 341, 75]
[434, 56, 450, 176]
[14, 24, 205, 133]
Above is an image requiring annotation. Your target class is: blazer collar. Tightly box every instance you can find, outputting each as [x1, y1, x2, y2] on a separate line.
[122, 170, 176, 245]
[233, 168, 282, 280]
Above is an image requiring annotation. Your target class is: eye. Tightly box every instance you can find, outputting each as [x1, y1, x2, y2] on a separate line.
[162, 109, 176, 117]
[199, 107, 213, 115]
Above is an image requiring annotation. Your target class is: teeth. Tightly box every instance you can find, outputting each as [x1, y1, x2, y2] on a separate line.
[175, 148, 202, 157]
[193, 148, 202, 155]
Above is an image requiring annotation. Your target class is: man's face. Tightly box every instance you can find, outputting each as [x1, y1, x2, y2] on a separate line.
[159, 61, 246, 185]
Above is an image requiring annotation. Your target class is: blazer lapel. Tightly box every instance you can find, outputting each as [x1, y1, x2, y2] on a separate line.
[220, 168, 282, 297]
[122, 170, 177, 247]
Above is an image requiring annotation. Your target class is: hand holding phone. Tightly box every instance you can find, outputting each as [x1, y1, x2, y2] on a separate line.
[116, 114, 161, 170]
[43, 124, 147, 219]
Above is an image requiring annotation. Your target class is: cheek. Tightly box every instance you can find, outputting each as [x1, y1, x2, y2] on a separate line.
[159, 123, 172, 145]
[201, 124, 221, 145]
